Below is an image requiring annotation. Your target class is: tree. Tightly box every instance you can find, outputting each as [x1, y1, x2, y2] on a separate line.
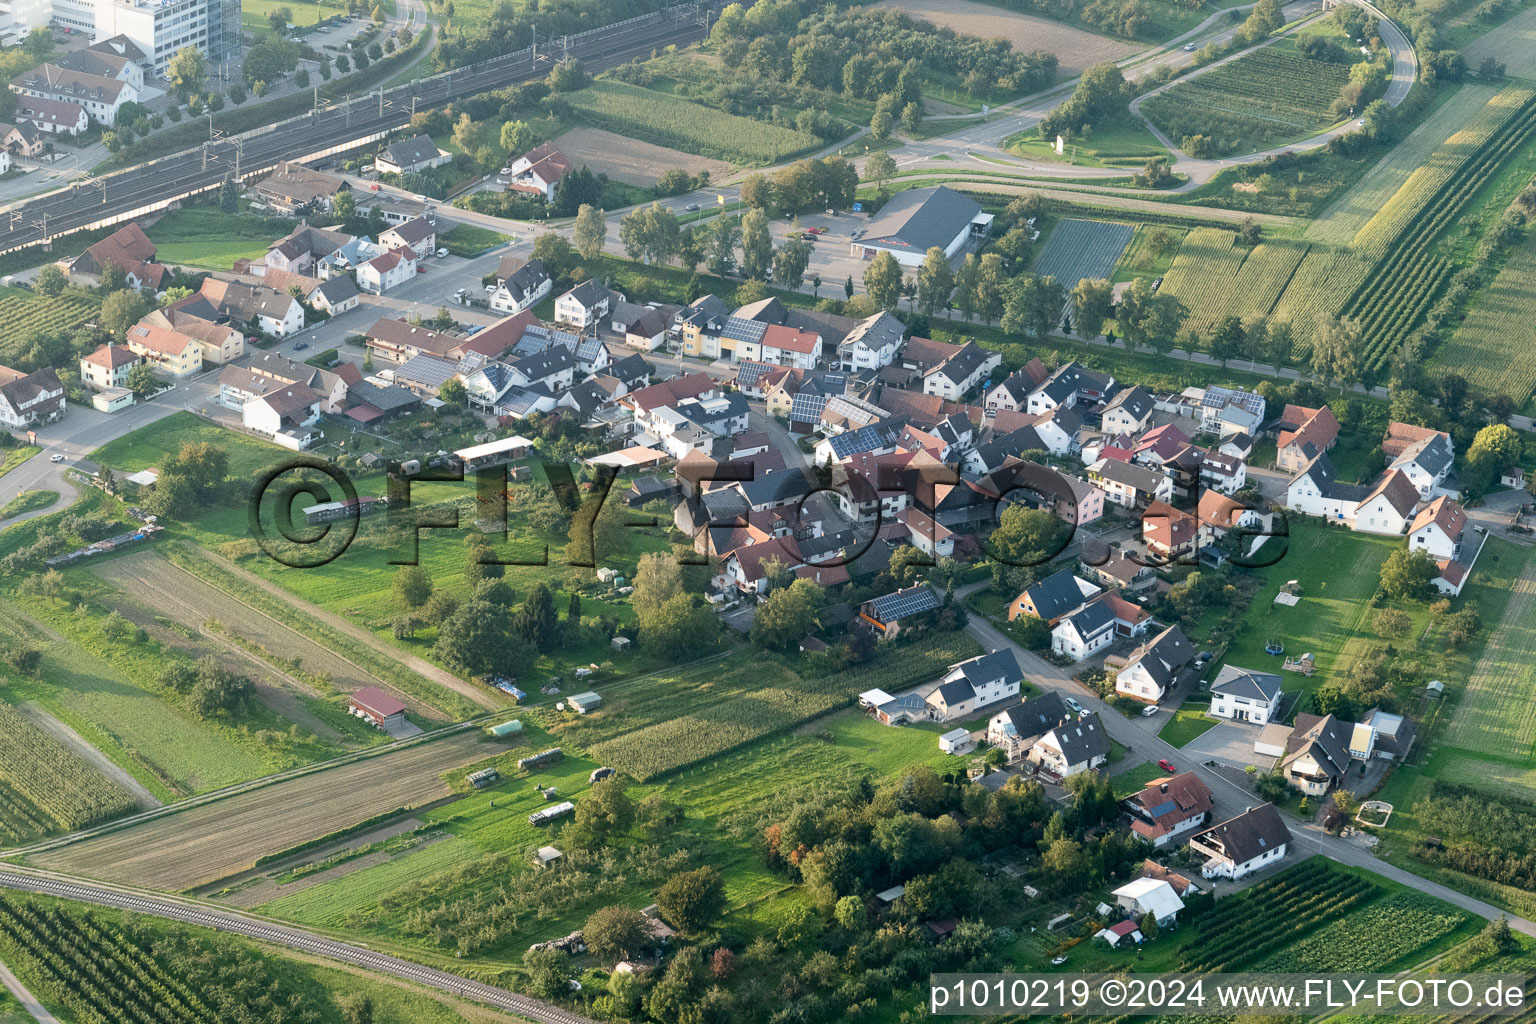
[1041, 838, 1088, 887]
[295, 67, 310, 89]
[864, 251, 903, 310]
[1247, 0, 1285, 34]
[657, 865, 725, 936]
[1379, 548, 1437, 599]
[584, 905, 652, 964]
[267, 6, 292, 32]
[900, 100, 923, 135]
[571, 777, 635, 845]
[916, 246, 955, 317]
[641, 593, 718, 656]
[123, 362, 158, 399]
[435, 600, 533, 677]
[339, 994, 374, 1024]
[619, 203, 681, 267]
[1264, 319, 1295, 372]
[739, 172, 774, 212]
[498, 119, 530, 157]
[332, 188, 357, 224]
[23, 25, 50, 55]
[1312, 317, 1363, 388]
[318, 54, 332, 80]
[750, 578, 821, 651]
[865, 150, 896, 195]
[167, 46, 208, 100]
[990, 505, 1069, 567]
[1374, 608, 1412, 637]
[1208, 314, 1245, 367]
[436, 376, 466, 406]
[532, 233, 574, 275]
[33, 264, 66, 296]
[1254, 771, 1292, 802]
[1002, 273, 1064, 339]
[1140, 912, 1159, 940]
[573, 203, 606, 260]
[1467, 423, 1522, 475]
[974, 252, 1009, 324]
[523, 948, 569, 1000]
[870, 108, 893, 140]
[101, 290, 150, 336]
[740, 209, 772, 280]
[515, 582, 559, 651]
[335, 54, 349, 73]
[706, 215, 740, 276]
[1238, 217, 1263, 246]
[768, 237, 809, 289]
[632, 551, 684, 621]
[1072, 278, 1114, 338]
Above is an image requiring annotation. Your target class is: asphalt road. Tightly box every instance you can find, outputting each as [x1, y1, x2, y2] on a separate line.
[0, 867, 599, 1024]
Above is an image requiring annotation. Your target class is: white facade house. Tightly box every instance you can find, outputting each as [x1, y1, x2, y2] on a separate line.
[242, 384, 321, 449]
[490, 258, 552, 314]
[759, 324, 822, 370]
[1114, 625, 1193, 703]
[1389, 432, 1457, 499]
[1029, 712, 1111, 779]
[1353, 470, 1420, 536]
[922, 341, 998, 400]
[378, 218, 437, 259]
[924, 650, 1023, 722]
[1100, 386, 1155, 435]
[0, 367, 65, 428]
[1112, 878, 1185, 926]
[849, 185, 992, 268]
[1208, 665, 1282, 725]
[1189, 804, 1291, 880]
[357, 247, 417, 294]
[554, 280, 611, 330]
[836, 311, 905, 370]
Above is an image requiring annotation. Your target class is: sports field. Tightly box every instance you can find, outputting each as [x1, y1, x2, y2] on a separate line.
[1031, 219, 1135, 292]
[33, 730, 489, 890]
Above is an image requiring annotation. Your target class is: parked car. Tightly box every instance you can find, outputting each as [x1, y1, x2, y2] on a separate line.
[417, 265, 427, 273]
[1064, 696, 1085, 715]
[435, 248, 448, 258]
[1158, 759, 1177, 772]
[49, 453, 65, 463]
[808, 226, 826, 234]
[1141, 705, 1161, 717]
[1050, 955, 1069, 966]
[495, 178, 509, 186]
[684, 203, 700, 211]
[484, 283, 497, 292]
[292, 341, 309, 351]
[499, 166, 511, 175]
[369, 183, 380, 191]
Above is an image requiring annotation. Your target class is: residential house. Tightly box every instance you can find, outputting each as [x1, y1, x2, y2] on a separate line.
[490, 257, 552, 315]
[1142, 500, 1198, 562]
[1274, 404, 1340, 472]
[1113, 624, 1194, 703]
[1197, 385, 1266, 436]
[554, 280, 612, 330]
[922, 341, 998, 400]
[376, 134, 451, 175]
[858, 584, 942, 639]
[1381, 421, 1449, 459]
[0, 120, 42, 157]
[1026, 361, 1115, 415]
[13, 97, 88, 137]
[200, 278, 305, 337]
[53, 42, 143, 93]
[986, 691, 1071, 761]
[262, 224, 352, 275]
[67, 222, 165, 289]
[379, 217, 437, 259]
[1389, 431, 1458, 499]
[249, 164, 344, 217]
[1189, 804, 1292, 880]
[924, 649, 1023, 722]
[759, 324, 822, 369]
[244, 384, 322, 450]
[1008, 567, 1102, 624]
[1410, 496, 1483, 596]
[674, 294, 732, 357]
[1353, 470, 1420, 536]
[982, 359, 1049, 414]
[357, 246, 418, 294]
[1029, 710, 1111, 779]
[1051, 592, 1150, 661]
[10, 63, 137, 124]
[1197, 490, 1263, 550]
[123, 323, 205, 377]
[1081, 548, 1157, 592]
[716, 536, 802, 595]
[620, 306, 669, 352]
[243, 351, 353, 412]
[312, 275, 362, 315]
[1209, 664, 1282, 725]
[836, 311, 905, 370]
[1101, 385, 1156, 434]
[78, 343, 140, 391]
[1112, 877, 1185, 925]
[506, 141, 572, 201]
[1278, 713, 1354, 796]
[1089, 457, 1174, 509]
[137, 301, 246, 366]
[1132, 423, 1192, 468]
[0, 366, 65, 428]
[1122, 772, 1212, 847]
[1096, 920, 1143, 948]
[1286, 450, 1364, 522]
[1200, 451, 1247, 495]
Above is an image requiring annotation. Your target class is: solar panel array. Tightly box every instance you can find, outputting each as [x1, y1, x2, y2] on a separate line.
[789, 391, 829, 425]
[870, 586, 940, 620]
[722, 316, 768, 345]
[735, 361, 775, 388]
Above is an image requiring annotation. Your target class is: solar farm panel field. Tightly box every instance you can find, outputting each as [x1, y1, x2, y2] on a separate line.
[1031, 219, 1136, 291]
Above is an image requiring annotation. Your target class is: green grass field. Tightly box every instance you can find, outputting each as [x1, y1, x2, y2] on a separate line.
[92, 411, 288, 480]
[1112, 760, 1167, 797]
[1428, 229, 1536, 404]
[438, 223, 509, 257]
[0, 447, 38, 480]
[1158, 707, 1220, 747]
[1007, 115, 1168, 168]
[0, 490, 58, 520]
[142, 209, 295, 270]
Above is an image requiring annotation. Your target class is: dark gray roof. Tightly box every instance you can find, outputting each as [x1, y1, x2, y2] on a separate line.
[860, 185, 982, 256]
[562, 279, 610, 307]
[946, 649, 1023, 691]
[315, 275, 359, 304]
[387, 217, 435, 245]
[347, 380, 419, 412]
[738, 468, 814, 508]
[1061, 598, 1116, 640]
[1022, 567, 1093, 621]
[502, 258, 550, 300]
[1210, 664, 1282, 703]
[1121, 624, 1193, 688]
[1293, 451, 1369, 502]
[838, 311, 906, 354]
[1391, 433, 1454, 477]
[676, 293, 730, 330]
[1001, 691, 1070, 738]
[1093, 457, 1165, 493]
[929, 341, 988, 385]
[1104, 385, 1154, 422]
[1192, 804, 1291, 865]
[1282, 713, 1352, 778]
[868, 584, 941, 622]
[511, 345, 576, 382]
[934, 679, 975, 706]
[383, 134, 442, 168]
[609, 353, 650, 384]
[1049, 711, 1111, 765]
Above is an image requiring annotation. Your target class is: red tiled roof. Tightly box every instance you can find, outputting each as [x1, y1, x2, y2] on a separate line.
[1410, 495, 1467, 543]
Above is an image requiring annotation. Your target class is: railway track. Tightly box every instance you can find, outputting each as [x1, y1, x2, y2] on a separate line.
[0, 1, 731, 256]
[0, 868, 599, 1024]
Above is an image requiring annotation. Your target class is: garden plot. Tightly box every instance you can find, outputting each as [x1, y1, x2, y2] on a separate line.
[96, 550, 433, 719]
[871, 0, 1142, 74]
[33, 730, 489, 891]
[552, 127, 732, 186]
[1031, 218, 1135, 292]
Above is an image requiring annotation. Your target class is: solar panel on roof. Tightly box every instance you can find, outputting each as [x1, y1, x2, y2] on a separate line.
[790, 392, 829, 424]
[871, 588, 940, 620]
[723, 317, 768, 344]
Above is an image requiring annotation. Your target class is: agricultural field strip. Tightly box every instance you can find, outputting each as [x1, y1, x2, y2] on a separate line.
[0, 701, 135, 834]
[30, 731, 488, 891]
[1157, 227, 1310, 335]
[1440, 558, 1536, 757]
[1427, 230, 1536, 401]
[95, 551, 409, 709]
[1464, 3, 1536, 80]
[1031, 219, 1136, 292]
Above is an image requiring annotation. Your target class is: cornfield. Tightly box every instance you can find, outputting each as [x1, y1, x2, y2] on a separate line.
[0, 700, 135, 832]
[1429, 231, 1536, 402]
[1157, 228, 1311, 337]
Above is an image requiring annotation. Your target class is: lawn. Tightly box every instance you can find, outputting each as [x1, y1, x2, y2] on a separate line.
[92, 410, 289, 480]
[142, 208, 295, 270]
[0, 489, 58, 520]
[1111, 759, 1166, 798]
[1006, 115, 1169, 168]
[439, 222, 510, 257]
[0, 446, 38, 480]
[1158, 707, 1220, 747]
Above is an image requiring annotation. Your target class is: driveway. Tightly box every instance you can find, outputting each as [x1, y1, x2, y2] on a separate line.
[1182, 718, 1265, 769]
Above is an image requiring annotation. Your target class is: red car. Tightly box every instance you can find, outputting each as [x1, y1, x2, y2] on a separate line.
[1158, 759, 1177, 773]
[808, 226, 826, 234]
[369, 183, 380, 191]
